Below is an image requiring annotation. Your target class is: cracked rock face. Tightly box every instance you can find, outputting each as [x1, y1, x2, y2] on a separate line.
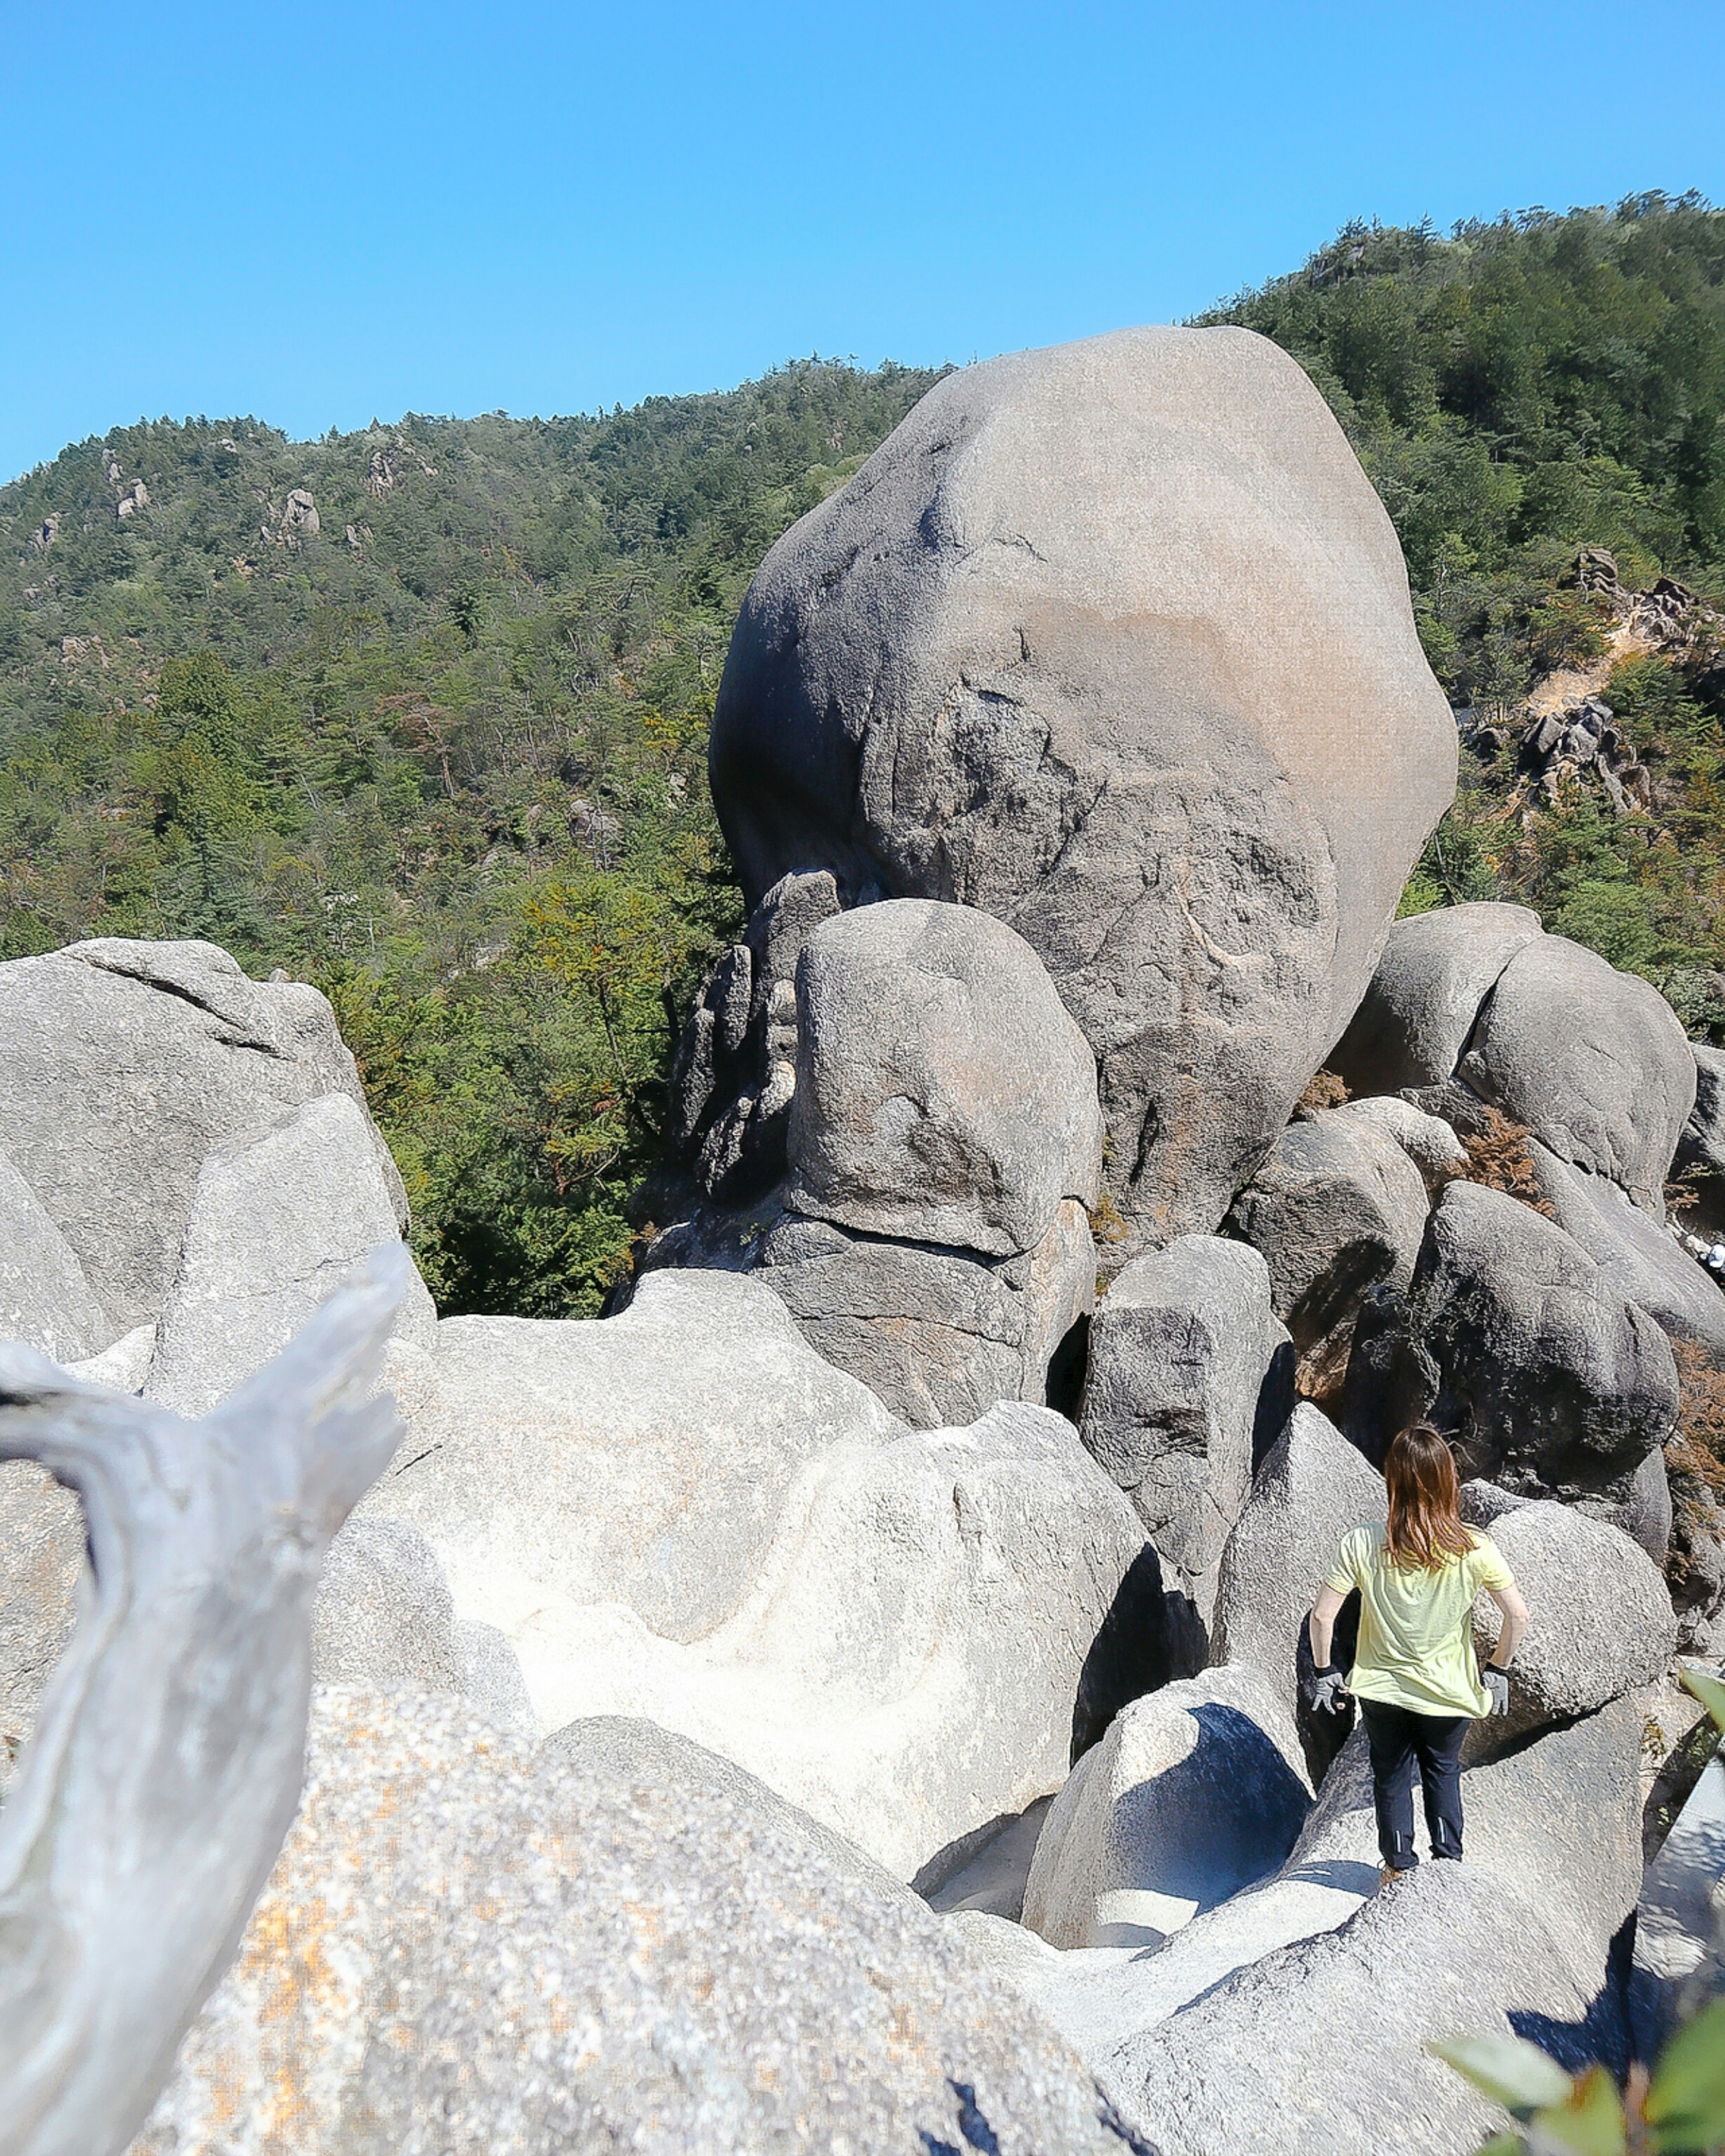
[0, 938, 398, 1335]
[709, 325, 1456, 1248]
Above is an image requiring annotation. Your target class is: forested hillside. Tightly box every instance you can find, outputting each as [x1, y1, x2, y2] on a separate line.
[0, 364, 942, 1314]
[1206, 191, 1725, 1032]
[5, 191, 1725, 1317]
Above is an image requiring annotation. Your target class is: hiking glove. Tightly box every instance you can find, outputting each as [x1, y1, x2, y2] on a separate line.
[1307, 1665, 1348, 1715]
[1482, 1667, 1511, 1716]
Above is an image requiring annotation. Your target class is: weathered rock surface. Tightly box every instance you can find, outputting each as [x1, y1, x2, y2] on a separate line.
[1469, 1501, 1676, 1741]
[709, 325, 1455, 1249]
[1343, 1181, 1680, 1497]
[1225, 1109, 1429, 1397]
[1460, 932, 1696, 1210]
[143, 1093, 435, 1416]
[132, 1690, 1140, 2156]
[0, 938, 396, 1333]
[1021, 1664, 1309, 1951]
[1078, 1237, 1292, 1616]
[358, 1273, 1154, 1877]
[1208, 1403, 1384, 1768]
[751, 1196, 1094, 1427]
[0, 1462, 83, 1787]
[1330, 902, 1543, 1097]
[1674, 1041, 1725, 1240]
[1330, 1093, 1467, 1199]
[0, 1142, 110, 1362]
[787, 899, 1102, 1257]
[994, 1697, 1645, 2151]
[1530, 1136, 1725, 1365]
[1631, 1748, 1725, 2057]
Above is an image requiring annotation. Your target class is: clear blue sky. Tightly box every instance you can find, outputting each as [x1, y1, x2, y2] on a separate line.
[4, 0, 1724, 485]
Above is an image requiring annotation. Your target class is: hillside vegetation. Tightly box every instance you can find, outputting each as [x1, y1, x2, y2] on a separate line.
[0, 365, 942, 1314]
[1206, 191, 1725, 1032]
[5, 191, 1725, 1315]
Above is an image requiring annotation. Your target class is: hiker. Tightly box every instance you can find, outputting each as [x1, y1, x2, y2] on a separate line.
[1306, 1422, 1530, 1884]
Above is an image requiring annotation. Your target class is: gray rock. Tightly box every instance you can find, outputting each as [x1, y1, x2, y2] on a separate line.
[311, 1516, 464, 1691]
[992, 1695, 1645, 2138]
[709, 326, 1456, 1252]
[1530, 1136, 1725, 1365]
[358, 1275, 1152, 1878]
[1022, 1664, 1310, 1951]
[1618, 1443, 1675, 1567]
[1470, 1501, 1676, 1741]
[756, 1196, 1094, 1428]
[1225, 1110, 1429, 1399]
[926, 1797, 1056, 1921]
[1330, 1093, 1467, 1200]
[1079, 1236, 1293, 1616]
[787, 899, 1102, 1258]
[668, 871, 842, 1197]
[66, 1324, 155, 1394]
[1208, 1403, 1384, 1760]
[144, 1093, 435, 1416]
[1112, 1841, 1628, 2156]
[1346, 1181, 1681, 1500]
[1674, 1041, 1725, 1239]
[1460, 933, 1696, 1211]
[1330, 902, 1543, 1097]
[0, 939, 387, 1333]
[453, 1618, 538, 1735]
[0, 1142, 111, 1361]
[0, 1462, 82, 1789]
[1631, 1749, 1725, 2057]
[134, 1688, 1139, 2156]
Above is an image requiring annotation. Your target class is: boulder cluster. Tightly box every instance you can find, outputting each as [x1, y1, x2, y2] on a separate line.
[3, 326, 1723, 2156]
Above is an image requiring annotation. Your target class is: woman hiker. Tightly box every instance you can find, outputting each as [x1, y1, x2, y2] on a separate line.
[1306, 1421, 1531, 1886]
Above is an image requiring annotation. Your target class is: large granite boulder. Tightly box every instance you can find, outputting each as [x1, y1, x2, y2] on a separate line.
[1460, 933, 1695, 1212]
[132, 1691, 1141, 2156]
[0, 938, 399, 1335]
[1078, 1236, 1293, 1620]
[1225, 1108, 1430, 1399]
[356, 1271, 1156, 1878]
[708, 326, 1456, 1249]
[787, 898, 1102, 1256]
[1331, 1093, 1468, 1200]
[991, 1696, 1645, 2152]
[1343, 1181, 1680, 1499]
[143, 1093, 436, 1416]
[749, 1195, 1093, 1427]
[1330, 903, 1543, 1097]
[1530, 1137, 1725, 1366]
[1021, 1664, 1309, 1951]
[1468, 1501, 1676, 1742]
[1208, 1403, 1384, 1773]
[0, 1142, 109, 1363]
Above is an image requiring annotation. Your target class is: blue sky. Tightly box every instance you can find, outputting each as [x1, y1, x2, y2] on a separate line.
[4, 0, 1724, 485]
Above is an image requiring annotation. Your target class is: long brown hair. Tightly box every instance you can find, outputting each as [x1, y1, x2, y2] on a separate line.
[1383, 1424, 1475, 1570]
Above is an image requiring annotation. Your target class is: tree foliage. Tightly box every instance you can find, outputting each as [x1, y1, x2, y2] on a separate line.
[0, 362, 942, 1313]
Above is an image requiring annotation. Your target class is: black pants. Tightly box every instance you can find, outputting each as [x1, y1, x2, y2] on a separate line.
[1359, 1699, 1469, 1870]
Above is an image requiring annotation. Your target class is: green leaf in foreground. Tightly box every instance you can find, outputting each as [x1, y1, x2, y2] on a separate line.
[1525, 2065, 1627, 2156]
[1645, 1997, 1725, 2154]
[1678, 1665, 1725, 1735]
[1430, 2035, 1575, 2117]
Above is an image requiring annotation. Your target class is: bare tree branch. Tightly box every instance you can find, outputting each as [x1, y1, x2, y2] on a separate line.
[0, 1245, 411, 2156]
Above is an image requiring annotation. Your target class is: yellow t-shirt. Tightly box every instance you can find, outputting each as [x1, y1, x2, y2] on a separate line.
[1323, 1521, 1515, 1719]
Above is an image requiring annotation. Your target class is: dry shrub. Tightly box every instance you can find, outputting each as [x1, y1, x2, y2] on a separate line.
[1671, 1338, 1725, 1503]
[1088, 1192, 1128, 1244]
[1454, 1106, 1556, 1218]
[1296, 1069, 1350, 1116]
[1665, 1338, 1725, 1611]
